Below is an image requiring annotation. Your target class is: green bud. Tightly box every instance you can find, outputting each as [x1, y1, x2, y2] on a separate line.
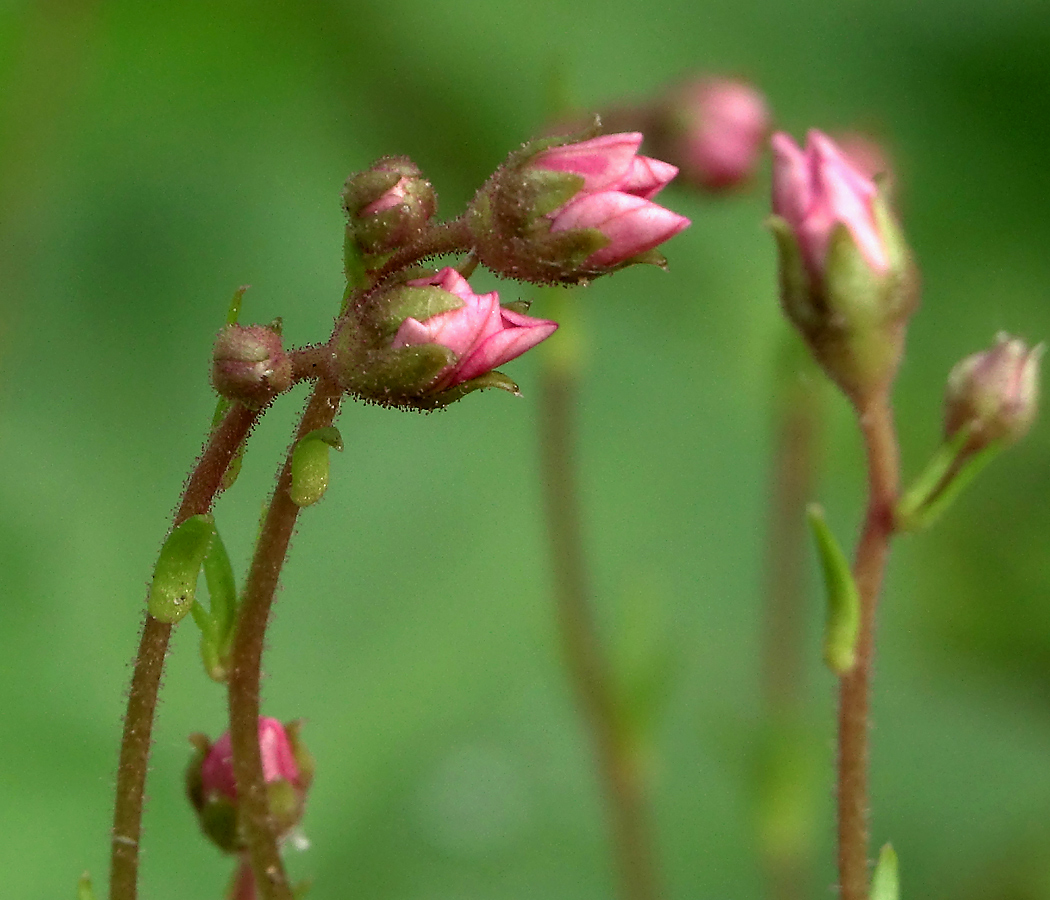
[147, 515, 215, 624]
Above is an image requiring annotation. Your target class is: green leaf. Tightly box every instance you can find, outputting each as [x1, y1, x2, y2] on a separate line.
[870, 843, 899, 900]
[807, 504, 860, 675]
[147, 515, 215, 624]
[203, 525, 237, 643]
[226, 284, 249, 326]
[290, 427, 343, 507]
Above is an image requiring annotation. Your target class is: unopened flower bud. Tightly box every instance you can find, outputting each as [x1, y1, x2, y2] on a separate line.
[187, 717, 312, 853]
[945, 334, 1041, 453]
[331, 267, 557, 410]
[212, 324, 292, 409]
[342, 157, 436, 258]
[653, 77, 770, 192]
[469, 131, 690, 284]
[769, 129, 918, 406]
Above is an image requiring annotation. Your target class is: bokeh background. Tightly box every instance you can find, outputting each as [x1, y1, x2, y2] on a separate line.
[3, 0, 1050, 898]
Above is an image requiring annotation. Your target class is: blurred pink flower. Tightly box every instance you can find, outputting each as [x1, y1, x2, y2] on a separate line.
[669, 78, 770, 191]
[531, 133, 690, 267]
[200, 717, 301, 802]
[392, 268, 557, 390]
[771, 129, 888, 279]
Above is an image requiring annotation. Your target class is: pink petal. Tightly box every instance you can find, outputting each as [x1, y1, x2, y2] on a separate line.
[452, 319, 558, 384]
[532, 133, 644, 192]
[618, 155, 679, 199]
[770, 131, 812, 225]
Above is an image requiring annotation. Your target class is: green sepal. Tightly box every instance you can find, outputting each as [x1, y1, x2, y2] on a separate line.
[373, 284, 466, 338]
[615, 247, 668, 271]
[870, 843, 900, 900]
[290, 426, 344, 507]
[519, 168, 586, 217]
[896, 427, 1002, 532]
[147, 515, 215, 624]
[77, 872, 97, 900]
[226, 285, 249, 326]
[807, 504, 860, 675]
[502, 299, 533, 315]
[421, 370, 521, 409]
[767, 215, 813, 330]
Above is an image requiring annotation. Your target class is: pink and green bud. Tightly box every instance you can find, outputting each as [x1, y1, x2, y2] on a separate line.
[945, 334, 1041, 453]
[331, 267, 557, 409]
[769, 129, 917, 406]
[186, 717, 312, 853]
[656, 77, 770, 192]
[469, 131, 690, 284]
[342, 157, 436, 259]
[212, 323, 293, 410]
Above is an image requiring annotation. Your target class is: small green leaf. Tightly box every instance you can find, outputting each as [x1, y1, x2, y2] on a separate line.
[807, 504, 860, 675]
[870, 843, 899, 900]
[203, 526, 237, 643]
[290, 427, 343, 507]
[147, 515, 215, 624]
[77, 871, 97, 900]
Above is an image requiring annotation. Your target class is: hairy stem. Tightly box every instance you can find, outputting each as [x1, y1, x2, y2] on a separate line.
[837, 394, 899, 900]
[226, 377, 343, 900]
[111, 402, 260, 900]
[538, 298, 660, 900]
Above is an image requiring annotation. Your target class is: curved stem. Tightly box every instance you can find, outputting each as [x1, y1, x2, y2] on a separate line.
[226, 377, 343, 900]
[538, 296, 661, 900]
[352, 217, 474, 312]
[836, 394, 899, 900]
[110, 402, 260, 900]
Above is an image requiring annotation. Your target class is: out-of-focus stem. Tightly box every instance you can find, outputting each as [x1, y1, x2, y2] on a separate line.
[226, 377, 343, 900]
[836, 394, 899, 900]
[759, 335, 823, 900]
[538, 293, 660, 900]
[111, 402, 260, 900]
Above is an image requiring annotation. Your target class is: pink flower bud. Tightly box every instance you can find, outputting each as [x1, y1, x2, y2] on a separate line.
[661, 78, 770, 191]
[212, 324, 293, 410]
[945, 334, 1041, 452]
[187, 718, 312, 853]
[200, 717, 302, 802]
[769, 129, 917, 406]
[392, 268, 557, 391]
[342, 157, 436, 257]
[469, 131, 689, 283]
[531, 133, 690, 268]
[771, 129, 889, 280]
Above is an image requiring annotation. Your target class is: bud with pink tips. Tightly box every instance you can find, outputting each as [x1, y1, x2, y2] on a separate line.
[945, 333, 1042, 453]
[331, 267, 557, 409]
[657, 77, 770, 192]
[469, 129, 690, 283]
[186, 717, 312, 853]
[769, 129, 917, 406]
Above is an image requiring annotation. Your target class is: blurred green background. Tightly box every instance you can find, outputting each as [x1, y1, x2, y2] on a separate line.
[3, 0, 1050, 898]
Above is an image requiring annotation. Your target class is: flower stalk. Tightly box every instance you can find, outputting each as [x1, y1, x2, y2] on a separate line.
[226, 377, 343, 900]
[111, 402, 261, 900]
[836, 394, 899, 900]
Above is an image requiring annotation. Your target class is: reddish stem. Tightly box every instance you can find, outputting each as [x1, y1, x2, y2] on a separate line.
[110, 402, 260, 900]
[226, 377, 343, 900]
[836, 395, 899, 900]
